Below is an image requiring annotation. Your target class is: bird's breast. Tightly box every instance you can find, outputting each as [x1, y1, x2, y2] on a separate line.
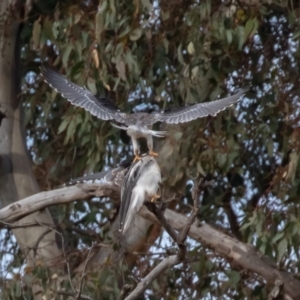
[135, 163, 161, 197]
[127, 125, 152, 138]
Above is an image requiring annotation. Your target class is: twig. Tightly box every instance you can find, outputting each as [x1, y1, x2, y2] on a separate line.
[268, 280, 284, 300]
[117, 284, 132, 300]
[76, 243, 94, 299]
[125, 255, 181, 300]
[32, 228, 52, 256]
[2, 177, 300, 299]
[145, 203, 178, 242]
[36, 221, 76, 294]
[178, 178, 201, 244]
[125, 178, 201, 300]
[55, 290, 92, 300]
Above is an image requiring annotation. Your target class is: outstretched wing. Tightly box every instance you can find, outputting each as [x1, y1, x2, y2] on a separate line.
[41, 66, 127, 123]
[151, 88, 247, 124]
[64, 163, 130, 188]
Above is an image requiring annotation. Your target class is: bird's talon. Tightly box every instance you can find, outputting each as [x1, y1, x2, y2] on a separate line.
[150, 194, 160, 203]
[149, 151, 159, 157]
[133, 155, 141, 163]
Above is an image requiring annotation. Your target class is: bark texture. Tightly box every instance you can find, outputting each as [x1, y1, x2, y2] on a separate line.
[0, 0, 62, 288]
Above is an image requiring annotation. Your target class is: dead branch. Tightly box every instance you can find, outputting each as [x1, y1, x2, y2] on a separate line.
[0, 183, 119, 224]
[0, 183, 300, 299]
[126, 179, 201, 299]
[76, 243, 94, 300]
[125, 255, 181, 300]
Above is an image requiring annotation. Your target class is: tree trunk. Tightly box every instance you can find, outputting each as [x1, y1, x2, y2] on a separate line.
[0, 1, 62, 298]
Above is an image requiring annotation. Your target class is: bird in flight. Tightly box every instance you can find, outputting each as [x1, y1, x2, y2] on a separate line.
[119, 154, 161, 234]
[41, 67, 247, 161]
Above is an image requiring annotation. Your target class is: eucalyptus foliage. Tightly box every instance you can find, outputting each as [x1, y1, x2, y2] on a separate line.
[2, 0, 300, 299]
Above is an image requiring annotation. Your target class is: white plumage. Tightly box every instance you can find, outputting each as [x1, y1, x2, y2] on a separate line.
[119, 155, 161, 234]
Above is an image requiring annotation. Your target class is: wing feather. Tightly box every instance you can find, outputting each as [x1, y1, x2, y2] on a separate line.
[151, 88, 248, 124]
[119, 156, 154, 233]
[41, 66, 127, 123]
[119, 160, 142, 232]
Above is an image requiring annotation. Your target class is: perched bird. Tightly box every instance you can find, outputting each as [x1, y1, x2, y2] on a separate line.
[119, 155, 161, 234]
[41, 67, 247, 161]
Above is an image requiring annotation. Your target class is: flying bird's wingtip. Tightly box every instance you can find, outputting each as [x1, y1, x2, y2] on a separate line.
[241, 86, 251, 95]
[40, 65, 52, 74]
[40, 65, 47, 77]
[40, 65, 57, 83]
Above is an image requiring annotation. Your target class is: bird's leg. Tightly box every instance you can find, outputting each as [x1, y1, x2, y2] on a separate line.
[133, 155, 141, 163]
[147, 135, 158, 157]
[150, 194, 160, 203]
[132, 136, 141, 162]
[149, 150, 158, 157]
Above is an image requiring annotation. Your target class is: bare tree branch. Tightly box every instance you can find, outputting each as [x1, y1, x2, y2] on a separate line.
[125, 255, 181, 300]
[76, 243, 94, 300]
[126, 179, 201, 299]
[1, 184, 300, 299]
[138, 206, 300, 299]
[0, 183, 118, 224]
[55, 290, 92, 300]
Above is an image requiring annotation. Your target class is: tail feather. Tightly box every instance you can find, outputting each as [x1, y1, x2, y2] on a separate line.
[111, 122, 128, 131]
[122, 188, 144, 234]
[149, 130, 168, 137]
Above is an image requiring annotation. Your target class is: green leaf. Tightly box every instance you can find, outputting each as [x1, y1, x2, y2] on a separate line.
[58, 118, 70, 134]
[277, 238, 287, 262]
[217, 153, 227, 168]
[244, 19, 254, 39]
[65, 117, 77, 144]
[206, 0, 211, 15]
[292, 30, 300, 40]
[163, 38, 169, 54]
[237, 25, 245, 50]
[272, 232, 284, 244]
[141, 0, 152, 11]
[174, 132, 183, 141]
[62, 44, 73, 68]
[109, 0, 116, 13]
[32, 19, 41, 49]
[187, 41, 195, 55]
[130, 28, 142, 41]
[87, 77, 97, 94]
[95, 11, 104, 42]
[161, 10, 170, 21]
[116, 60, 126, 81]
[52, 21, 60, 39]
[226, 270, 240, 287]
[177, 43, 185, 65]
[267, 139, 273, 156]
[226, 29, 232, 45]
[98, 0, 108, 13]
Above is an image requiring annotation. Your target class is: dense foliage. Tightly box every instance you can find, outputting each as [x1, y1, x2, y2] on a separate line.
[2, 0, 300, 299]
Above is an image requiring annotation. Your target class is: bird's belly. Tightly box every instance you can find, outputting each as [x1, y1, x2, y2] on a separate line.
[127, 125, 151, 139]
[137, 169, 161, 197]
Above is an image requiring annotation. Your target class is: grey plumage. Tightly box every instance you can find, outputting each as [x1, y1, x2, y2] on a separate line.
[119, 155, 161, 234]
[41, 67, 247, 157]
[64, 159, 131, 187]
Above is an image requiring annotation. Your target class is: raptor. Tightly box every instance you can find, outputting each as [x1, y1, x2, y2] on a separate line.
[41, 67, 247, 161]
[119, 155, 161, 234]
